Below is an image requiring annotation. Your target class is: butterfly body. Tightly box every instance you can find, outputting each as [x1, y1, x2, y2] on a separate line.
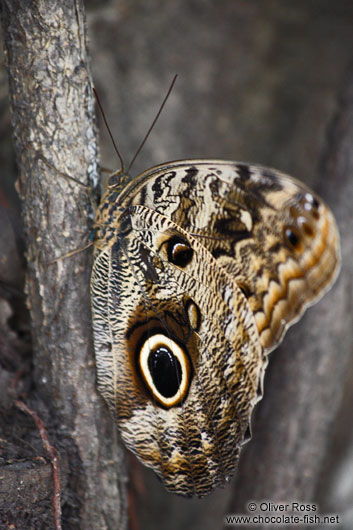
[91, 160, 340, 496]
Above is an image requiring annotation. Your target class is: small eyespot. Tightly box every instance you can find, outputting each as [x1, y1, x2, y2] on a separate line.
[166, 236, 193, 267]
[138, 334, 192, 407]
[297, 216, 314, 237]
[284, 227, 300, 249]
[305, 192, 320, 209]
[303, 223, 314, 237]
[303, 194, 320, 220]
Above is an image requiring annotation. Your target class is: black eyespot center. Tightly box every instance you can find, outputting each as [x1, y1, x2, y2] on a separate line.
[148, 346, 182, 398]
[285, 227, 300, 248]
[134, 327, 193, 408]
[167, 236, 193, 267]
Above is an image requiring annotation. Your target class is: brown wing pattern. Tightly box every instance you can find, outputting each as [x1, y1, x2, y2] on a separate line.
[91, 159, 340, 496]
[117, 160, 340, 352]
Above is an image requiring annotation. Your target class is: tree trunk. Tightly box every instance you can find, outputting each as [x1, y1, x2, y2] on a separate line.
[0, 1, 127, 528]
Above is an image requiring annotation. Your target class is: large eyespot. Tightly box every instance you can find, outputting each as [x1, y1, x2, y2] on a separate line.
[166, 236, 193, 267]
[138, 334, 192, 407]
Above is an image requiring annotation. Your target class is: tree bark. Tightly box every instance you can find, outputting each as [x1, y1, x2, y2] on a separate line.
[0, 1, 126, 528]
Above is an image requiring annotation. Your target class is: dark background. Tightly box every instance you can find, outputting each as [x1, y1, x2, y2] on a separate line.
[86, 3, 353, 527]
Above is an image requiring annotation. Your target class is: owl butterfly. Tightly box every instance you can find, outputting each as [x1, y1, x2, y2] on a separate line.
[91, 159, 340, 497]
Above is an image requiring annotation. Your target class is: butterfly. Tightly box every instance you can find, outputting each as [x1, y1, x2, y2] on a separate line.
[90, 159, 340, 497]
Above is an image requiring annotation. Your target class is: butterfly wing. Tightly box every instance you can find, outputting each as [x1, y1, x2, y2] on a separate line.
[92, 208, 264, 496]
[117, 160, 340, 352]
[91, 159, 340, 496]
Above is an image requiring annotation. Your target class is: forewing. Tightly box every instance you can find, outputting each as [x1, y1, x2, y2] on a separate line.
[123, 160, 340, 352]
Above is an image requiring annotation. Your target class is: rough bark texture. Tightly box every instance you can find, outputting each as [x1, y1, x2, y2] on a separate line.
[0, 1, 126, 529]
[0, 1, 352, 529]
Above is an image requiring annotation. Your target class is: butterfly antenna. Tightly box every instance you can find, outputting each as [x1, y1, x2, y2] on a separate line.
[127, 74, 178, 173]
[93, 87, 125, 173]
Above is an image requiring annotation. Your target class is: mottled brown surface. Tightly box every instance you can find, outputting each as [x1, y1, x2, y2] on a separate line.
[92, 159, 339, 499]
[0, 1, 126, 529]
[0, 0, 352, 529]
